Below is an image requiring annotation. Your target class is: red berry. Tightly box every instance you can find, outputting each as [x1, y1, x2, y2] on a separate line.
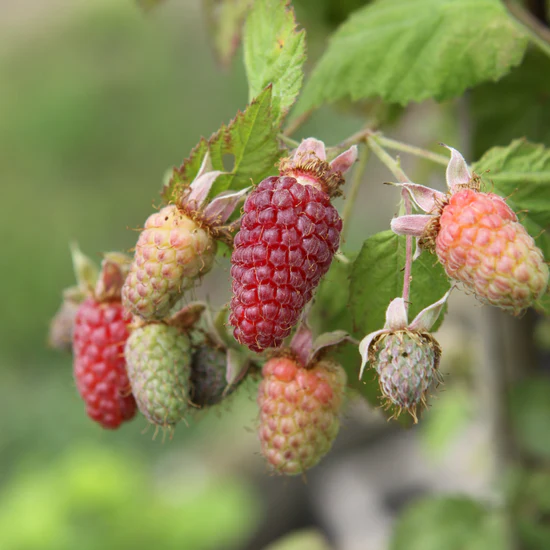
[229, 176, 342, 351]
[73, 298, 137, 429]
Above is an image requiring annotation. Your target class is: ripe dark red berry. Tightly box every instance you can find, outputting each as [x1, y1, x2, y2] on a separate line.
[73, 298, 137, 429]
[229, 176, 342, 352]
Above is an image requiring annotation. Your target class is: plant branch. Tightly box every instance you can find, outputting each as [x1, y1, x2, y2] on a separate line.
[377, 136, 449, 166]
[505, 0, 550, 59]
[366, 135, 414, 310]
[341, 145, 370, 243]
[282, 110, 313, 137]
[366, 135, 409, 183]
[278, 134, 300, 148]
[337, 129, 448, 167]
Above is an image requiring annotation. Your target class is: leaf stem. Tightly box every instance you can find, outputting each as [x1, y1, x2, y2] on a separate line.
[341, 145, 370, 243]
[366, 135, 413, 310]
[505, 0, 550, 59]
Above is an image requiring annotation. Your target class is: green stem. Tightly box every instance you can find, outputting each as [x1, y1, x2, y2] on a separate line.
[338, 130, 448, 167]
[278, 134, 300, 148]
[366, 135, 409, 183]
[341, 145, 370, 243]
[282, 110, 313, 137]
[505, 0, 550, 59]
[377, 136, 449, 166]
[366, 135, 413, 310]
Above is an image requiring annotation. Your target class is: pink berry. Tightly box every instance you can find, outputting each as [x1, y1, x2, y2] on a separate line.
[435, 189, 548, 313]
[257, 355, 346, 475]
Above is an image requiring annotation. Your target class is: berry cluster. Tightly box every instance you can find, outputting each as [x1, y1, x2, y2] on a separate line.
[50, 137, 548, 474]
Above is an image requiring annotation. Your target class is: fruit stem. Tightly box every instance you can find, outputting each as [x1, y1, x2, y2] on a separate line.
[278, 134, 300, 148]
[337, 130, 448, 166]
[366, 136, 414, 310]
[282, 109, 313, 137]
[504, 0, 550, 59]
[377, 136, 449, 166]
[366, 135, 409, 184]
[341, 144, 370, 243]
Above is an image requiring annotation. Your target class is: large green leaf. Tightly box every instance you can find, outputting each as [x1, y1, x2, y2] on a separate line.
[349, 231, 450, 338]
[203, 0, 251, 68]
[295, 0, 527, 111]
[163, 86, 281, 201]
[471, 50, 550, 158]
[473, 140, 550, 314]
[243, 0, 306, 125]
[391, 497, 507, 550]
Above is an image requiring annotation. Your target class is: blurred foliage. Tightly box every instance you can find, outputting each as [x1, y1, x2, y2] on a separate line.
[391, 496, 508, 550]
[420, 384, 472, 458]
[471, 48, 550, 158]
[263, 528, 332, 550]
[509, 376, 550, 460]
[0, 444, 258, 550]
[511, 469, 550, 550]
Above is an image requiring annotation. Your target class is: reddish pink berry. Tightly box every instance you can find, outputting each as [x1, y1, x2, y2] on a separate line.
[435, 189, 548, 313]
[73, 298, 137, 429]
[257, 355, 346, 475]
[229, 176, 342, 351]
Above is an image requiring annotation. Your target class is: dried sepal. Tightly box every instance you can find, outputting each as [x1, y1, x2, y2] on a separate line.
[279, 137, 357, 197]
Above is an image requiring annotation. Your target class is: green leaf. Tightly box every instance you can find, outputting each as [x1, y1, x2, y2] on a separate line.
[391, 497, 507, 550]
[471, 50, 550, 158]
[472, 139, 550, 314]
[243, 0, 306, 125]
[312, 256, 381, 406]
[203, 0, 252, 68]
[163, 86, 281, 201]
[296, 0, 527, 111]
[509, 376, 550, 460]
[349, 231, 450, 338]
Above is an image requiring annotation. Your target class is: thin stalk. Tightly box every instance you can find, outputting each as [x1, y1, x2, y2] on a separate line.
[278, 134, 300, 148]
[377, 136, 449, 166]
[282, 110, 313, 137]
[366, 135, 409, 183]
[366, 135, 413, 310]
[341, 145, 370, 243]
[505, 0, 550, 59]
[337, 130, 448, 166]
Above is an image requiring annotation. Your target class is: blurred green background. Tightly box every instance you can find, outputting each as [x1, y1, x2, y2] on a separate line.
[4, 1, 550, 549]
[0, 2, 269, 548]
[0, 1, 364, 548]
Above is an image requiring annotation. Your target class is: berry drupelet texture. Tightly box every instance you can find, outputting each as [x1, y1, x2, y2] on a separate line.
[371, 330, 441, 420]
[230, 176, 342, 352]
[122, 205, 216, 321]
[435, 189, 548, 313]
[125, 323, 192, 427]
[73, 298, 137, 429]
[257, 356, 346, 475]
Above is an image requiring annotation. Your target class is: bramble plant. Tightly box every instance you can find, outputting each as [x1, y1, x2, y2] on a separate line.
[49, 0, 550, 546]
